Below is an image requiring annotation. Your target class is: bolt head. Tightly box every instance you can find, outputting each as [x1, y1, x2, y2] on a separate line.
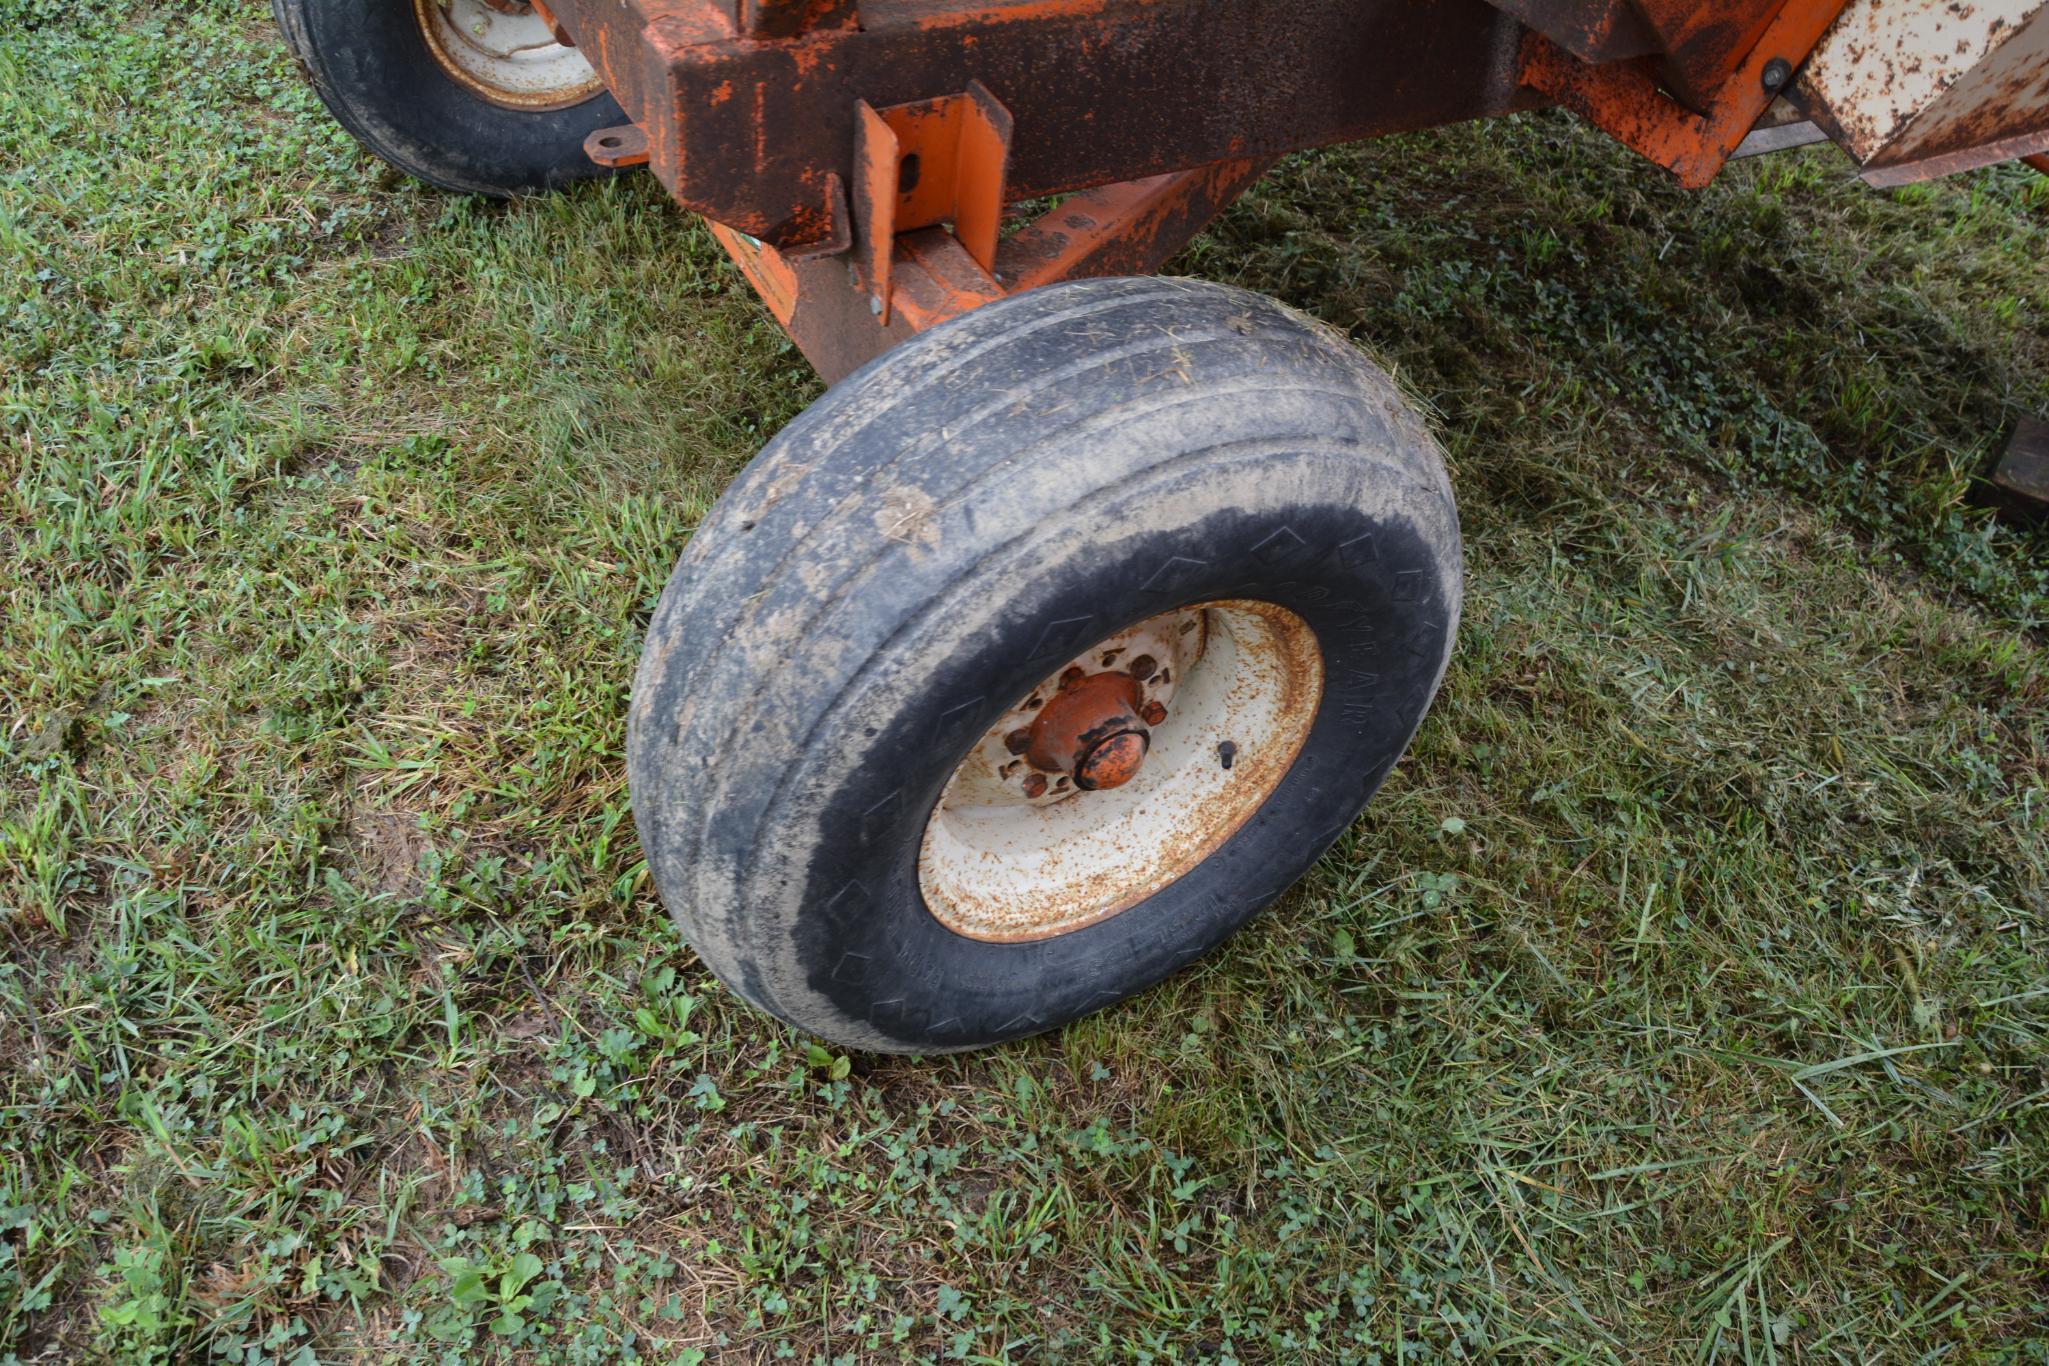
[1761, 57, 1792, 92]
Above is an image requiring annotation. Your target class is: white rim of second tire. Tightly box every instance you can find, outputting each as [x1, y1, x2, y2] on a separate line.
[918, 601, 1324, 944]
[413, 0, 605, 111]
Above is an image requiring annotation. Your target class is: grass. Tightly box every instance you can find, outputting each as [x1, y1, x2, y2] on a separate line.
[2, 1, 2046, 1360]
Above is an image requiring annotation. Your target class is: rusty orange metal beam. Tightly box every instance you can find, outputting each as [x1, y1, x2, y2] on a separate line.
[1625, 0, 1801, 111]
[711, 219, 1003, 382]
[1490, 0, 1797, 111]
[2026, 153, 2049, 175]
[1522, 0, 1850, 188]
[547, 0, 1537, 255]
[997, 158, 1274, 293]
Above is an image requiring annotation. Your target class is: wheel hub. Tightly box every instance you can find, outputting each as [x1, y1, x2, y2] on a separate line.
[1024, 670, 1150, 790]
[918, 601, 1324, 942]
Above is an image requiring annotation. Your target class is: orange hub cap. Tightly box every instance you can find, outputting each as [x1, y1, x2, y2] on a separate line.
[1024, 671, 1150, 789]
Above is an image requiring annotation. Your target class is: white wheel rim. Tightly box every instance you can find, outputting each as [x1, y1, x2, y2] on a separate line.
[413, 0, 604, 111]
[918, 601, 1324, 943]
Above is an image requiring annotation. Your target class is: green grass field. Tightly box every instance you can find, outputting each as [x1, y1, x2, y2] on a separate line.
[4, 3, 2047, 1360]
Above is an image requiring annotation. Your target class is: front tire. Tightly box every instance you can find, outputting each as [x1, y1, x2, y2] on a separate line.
[630, 277, 1463, 1053]
[274, 0, 625, 196]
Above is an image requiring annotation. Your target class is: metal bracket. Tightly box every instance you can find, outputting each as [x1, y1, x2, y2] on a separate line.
[707, 153, 1264, 384]
[853, 82, 1013, 324]
[585, 123, 650, 168]
[1520, 0, 1848, 187]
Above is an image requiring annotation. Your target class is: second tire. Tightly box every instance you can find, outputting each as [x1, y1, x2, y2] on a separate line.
[630, 277, 1463, 1053]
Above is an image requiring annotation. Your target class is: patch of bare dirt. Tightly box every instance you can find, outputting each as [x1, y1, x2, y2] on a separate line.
[346, 808, 428, 898]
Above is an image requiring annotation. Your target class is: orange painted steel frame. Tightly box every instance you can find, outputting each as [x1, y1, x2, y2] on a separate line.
[1521, 0, 1849, 187]
[710, 157, 1280, 382]
[543, 0, 1853, 382]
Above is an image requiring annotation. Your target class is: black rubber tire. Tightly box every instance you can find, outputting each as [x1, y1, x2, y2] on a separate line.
[273, 0, 625, 196]
[629, 277, 1462, 1053]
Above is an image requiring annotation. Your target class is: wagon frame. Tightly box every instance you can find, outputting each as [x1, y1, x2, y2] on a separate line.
[277, 0, 2049, 1051]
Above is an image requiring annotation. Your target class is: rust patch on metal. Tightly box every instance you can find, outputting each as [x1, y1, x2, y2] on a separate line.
[730, 0, 859, 38]
[1487, 0, 1664, 64]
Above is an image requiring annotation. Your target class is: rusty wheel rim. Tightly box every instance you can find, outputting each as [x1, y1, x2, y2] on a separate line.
[918, 601, 1323, 943]
[413, 0, 604, 111]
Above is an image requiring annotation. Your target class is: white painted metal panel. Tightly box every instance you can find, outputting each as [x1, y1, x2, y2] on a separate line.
[1798, 0, 2049, 183]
